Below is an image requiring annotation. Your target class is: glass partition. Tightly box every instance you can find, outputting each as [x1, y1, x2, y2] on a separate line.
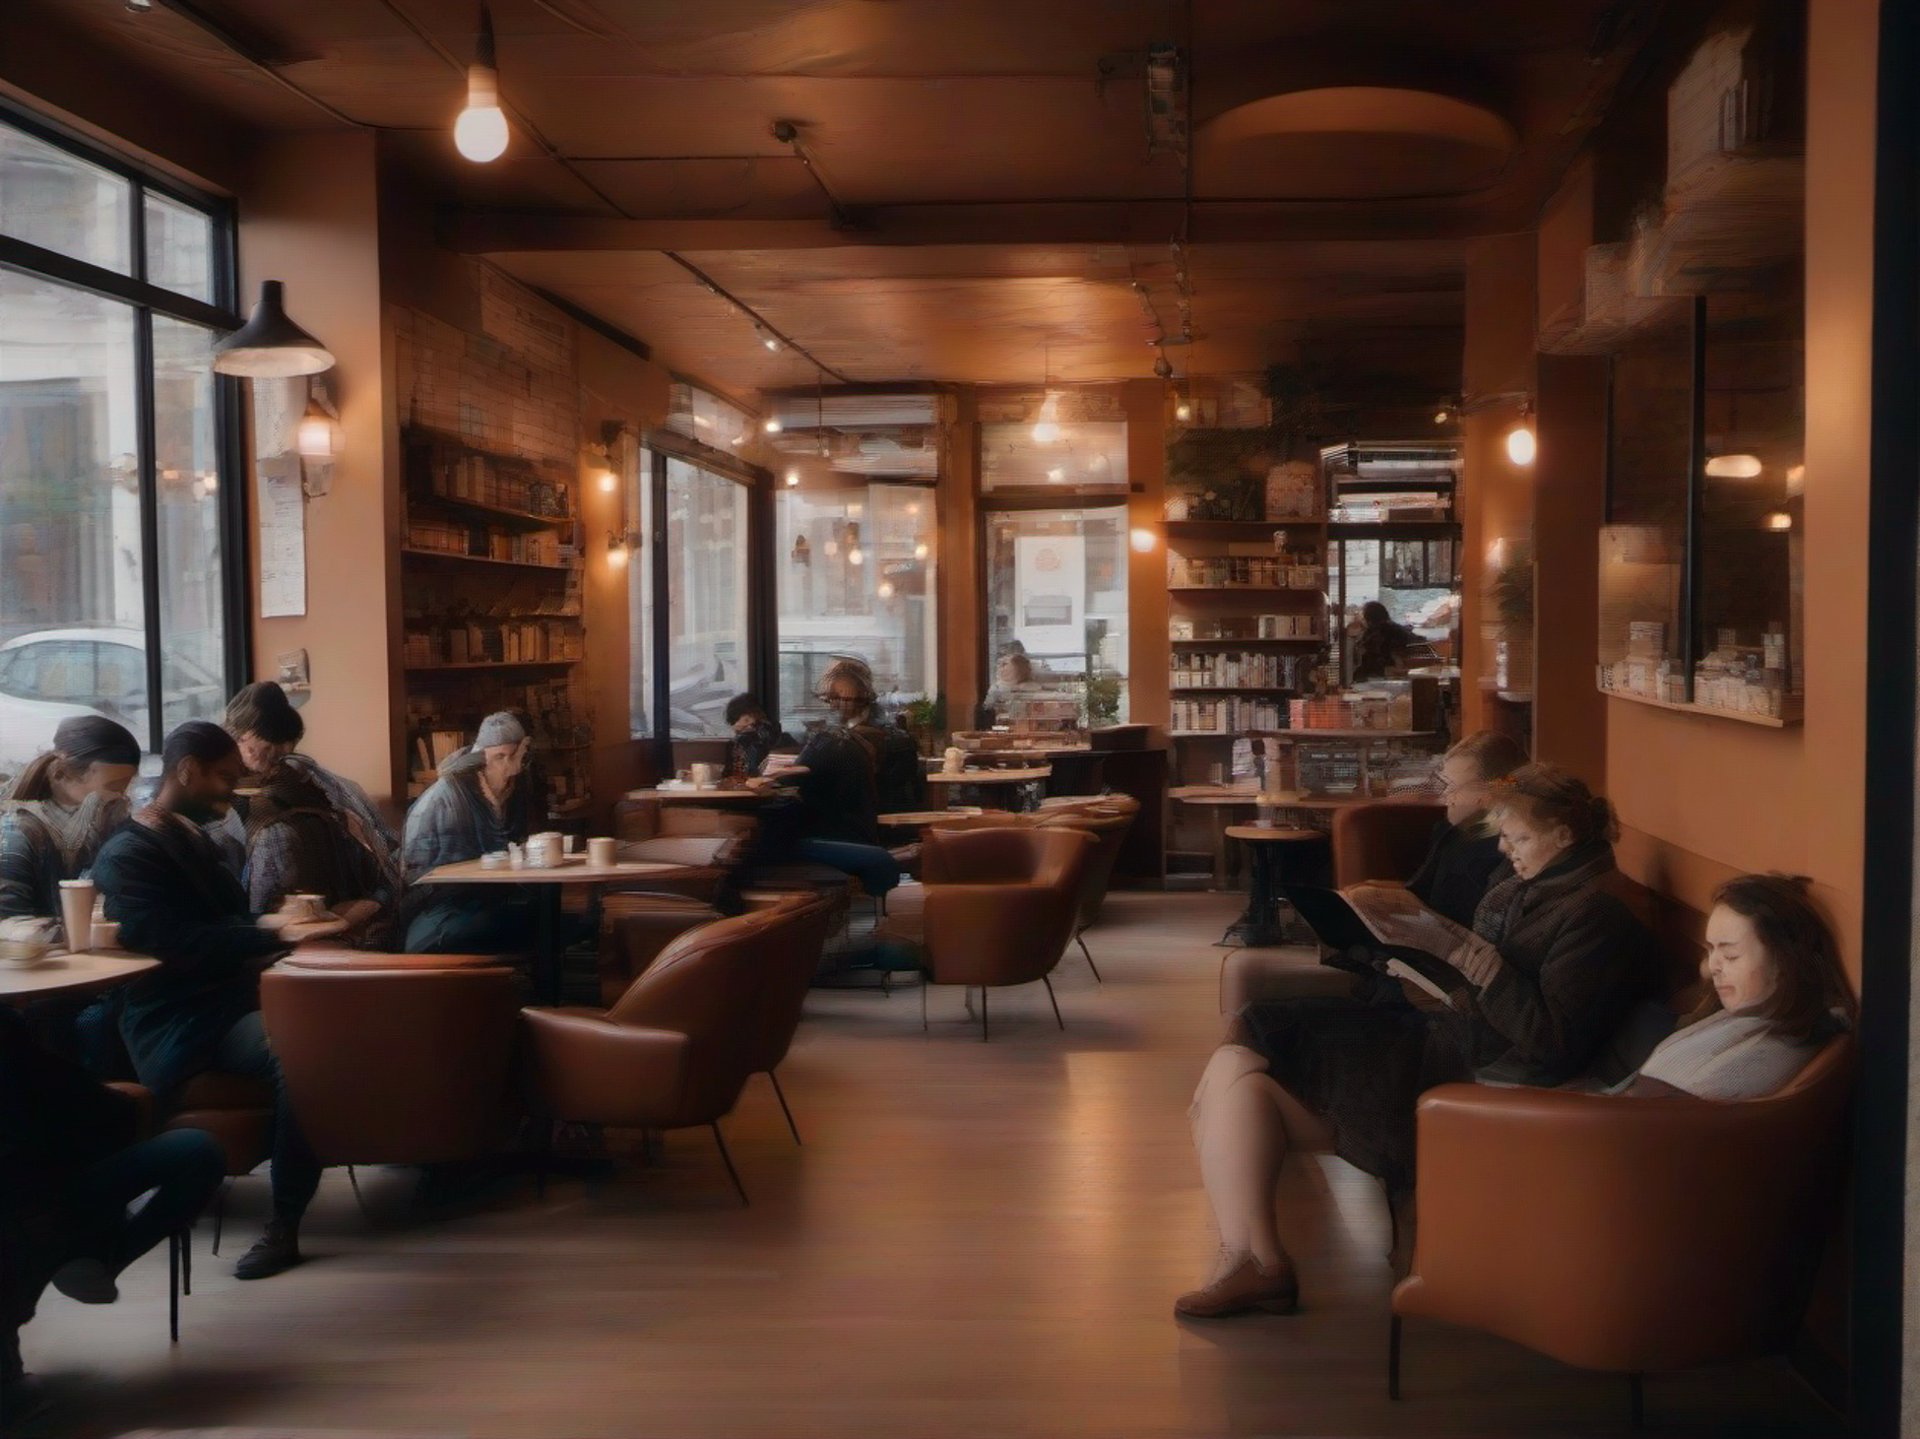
[664, 457, 749, 738]
[984, 505, 1129, 727]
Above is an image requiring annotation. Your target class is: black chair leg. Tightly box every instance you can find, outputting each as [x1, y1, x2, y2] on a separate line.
[1075, 932, 1102, 982]
[1387, 1314, 1401, 1400]
[210, 1180, 227, 1256]
[768, 1070, 802, 1145]
[921, 976, 930, 1032]
[1043, 976, 1064, 1030]
[347, 1164, 370, 1220]
[180, 1226, 191, 1296]
[980, 987, 989, 1042]
[1630, 1372, 1644, 1429]
[168, 1233, 180, 1344]
[710, 1123, 748, 1206]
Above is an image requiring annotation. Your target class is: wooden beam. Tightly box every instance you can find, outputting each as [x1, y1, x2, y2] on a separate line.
[441, 198, 1500, 255]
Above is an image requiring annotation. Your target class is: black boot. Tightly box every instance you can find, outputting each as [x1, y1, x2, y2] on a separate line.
[233, 1217, 302, 1280]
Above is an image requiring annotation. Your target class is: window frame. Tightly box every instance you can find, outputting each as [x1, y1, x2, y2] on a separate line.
[0, 99, 247, 753]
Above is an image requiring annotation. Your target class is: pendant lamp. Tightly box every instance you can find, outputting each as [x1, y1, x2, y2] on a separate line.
[212, 282, 335, 378]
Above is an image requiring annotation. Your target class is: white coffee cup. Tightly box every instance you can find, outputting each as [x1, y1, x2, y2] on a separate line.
[691, 762, 720, 787]
[280, 893, 324, 923]
[91, 919, 122, 951]
[58, 878, 95, 953]
[587, 836, 617, 867]
[942, 746, 966, 775]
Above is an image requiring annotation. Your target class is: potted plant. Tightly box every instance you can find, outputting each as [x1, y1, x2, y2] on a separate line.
[901, 694, 946, 756]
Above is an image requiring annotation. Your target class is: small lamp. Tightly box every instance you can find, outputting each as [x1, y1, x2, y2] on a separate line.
[213, 282, 335, 378]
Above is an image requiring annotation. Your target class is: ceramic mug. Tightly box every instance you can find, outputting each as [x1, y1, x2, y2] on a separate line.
[587, 836, 617, 867]
[691, 762, 720, 787]
[280, 893, 325, 922]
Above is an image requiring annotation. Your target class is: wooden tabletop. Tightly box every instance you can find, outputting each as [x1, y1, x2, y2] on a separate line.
[0, 950, 158, 1003]
[625, 785, 792, 804]
[421, 856, 690, 885]
[878, 807, 986, 827]
[1226, 824, 1326, 842]
[1169, 787, 1368, 809]
[925, 766, 1052, 785]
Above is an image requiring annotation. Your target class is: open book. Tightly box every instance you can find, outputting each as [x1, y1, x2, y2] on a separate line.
[1282, 883, 1476, 1002]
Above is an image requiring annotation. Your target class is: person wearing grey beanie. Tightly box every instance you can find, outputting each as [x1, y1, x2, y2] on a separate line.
[399, 711, 542, 953]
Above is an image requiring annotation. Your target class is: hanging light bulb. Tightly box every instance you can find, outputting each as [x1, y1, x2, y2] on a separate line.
[784, 468, 800, 487]
[877, 579, 896, 599]
[848, 547, 865, 566]
[1175, 398, 1193, 423]
[1433, 405, 1452, 426]
[913, 541, 929, 561]
[1505, 417, 1536, 467]
[295, 393, 337, 458]
[763, 416, 783, 435]
[454, 6, 509, 163]
[1031, 392, 1062, 445]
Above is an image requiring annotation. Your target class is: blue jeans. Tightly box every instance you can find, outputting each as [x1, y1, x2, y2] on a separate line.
[795, 839, 901, 898]
[205, 1010, 322, 1223]
[67, 1129, 226, 1274]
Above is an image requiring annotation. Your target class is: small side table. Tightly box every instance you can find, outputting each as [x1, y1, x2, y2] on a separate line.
[1222, 825, 1326, 949]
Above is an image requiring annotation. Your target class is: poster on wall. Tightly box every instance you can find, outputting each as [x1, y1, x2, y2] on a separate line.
[1012, 534, 1085, 662]
[254, 379, 307, 618]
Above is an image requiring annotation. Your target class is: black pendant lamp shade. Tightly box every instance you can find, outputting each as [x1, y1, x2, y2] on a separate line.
[212, 281, 335, 378]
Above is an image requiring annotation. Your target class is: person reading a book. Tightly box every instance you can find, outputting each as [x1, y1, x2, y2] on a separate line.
[1179, 763, 1651, 1319]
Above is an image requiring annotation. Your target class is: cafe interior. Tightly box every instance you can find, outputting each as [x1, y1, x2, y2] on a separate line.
[0, 0, 1915, 1435]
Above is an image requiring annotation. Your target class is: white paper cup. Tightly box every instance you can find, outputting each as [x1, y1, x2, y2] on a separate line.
[91, 919, 121, 951]
[58, 879, 95, 953]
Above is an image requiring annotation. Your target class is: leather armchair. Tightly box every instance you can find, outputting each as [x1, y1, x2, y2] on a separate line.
[918, 826, 1094, 1040]
[1390, 1036, 1854, 1403]
[597, 886, 847, 1007]
[739, 892, 839, 1143]
[1033, 801, 1137, 981]
[1330, 800, 1445, 887]
[260, 964, 522, 1166]
[522, 907, 776, 1202]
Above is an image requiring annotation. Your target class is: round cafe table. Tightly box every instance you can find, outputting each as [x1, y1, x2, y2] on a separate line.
[0, 949, 158, 1005]
[419, 854, 689, 1003]
[1222, 825, 1328, 949]
[924, 765, 1052, 812]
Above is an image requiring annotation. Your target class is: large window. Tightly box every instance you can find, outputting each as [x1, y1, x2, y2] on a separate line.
[775, 482, 936, 736]
[0, 109, 238, 769]
[984, 506, 1129, 727]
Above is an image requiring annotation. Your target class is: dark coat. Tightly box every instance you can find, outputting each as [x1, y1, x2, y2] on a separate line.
[1404, 820, 1506, 929]
[92, 814, 286, 1099]
[793, 726, 880, 845]
[855, 721, 926, 816]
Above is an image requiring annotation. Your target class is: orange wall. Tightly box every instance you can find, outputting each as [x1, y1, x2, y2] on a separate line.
[937, 389, 982, 723]
[1458, 233, 1540, 738]
[1531, 353, 1609, 784]
[1603, 0, 1875, 981]
[1124, 380, 1170, 731]
[240, 131, 399, 805]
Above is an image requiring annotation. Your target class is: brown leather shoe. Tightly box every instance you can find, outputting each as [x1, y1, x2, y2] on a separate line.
[1174, 1255, 1300, 1318]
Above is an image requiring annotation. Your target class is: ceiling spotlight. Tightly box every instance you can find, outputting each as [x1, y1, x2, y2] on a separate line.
[454, 5, 509, 163]
[1046, 466, 1066, 483]
[763, 417, 783, 434]
[756, 325, 782, 353]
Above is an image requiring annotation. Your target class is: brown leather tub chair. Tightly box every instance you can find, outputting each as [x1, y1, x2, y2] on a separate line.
[260, 961, 522, 1166]
[1389, 1035, 1855, 1420]
[522, 908, 775, 1203]
[1034, 797, 1138, 981]
[1330, 799, 1445, 887]
[917, 825, 1094, 1041]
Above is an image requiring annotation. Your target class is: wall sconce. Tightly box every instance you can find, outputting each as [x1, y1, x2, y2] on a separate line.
[607, 531, 634, 567]
[1704, 453, 1763, 479]
[295, 380, 341, 459]
[213, 281, 334, 377]
[1504, 404, 1536, 467]
[784, 467, 800, 487]
[1129, 526, 1158, 554]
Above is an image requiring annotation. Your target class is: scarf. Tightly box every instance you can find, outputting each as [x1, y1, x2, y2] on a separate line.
[0, 792, 127, 872]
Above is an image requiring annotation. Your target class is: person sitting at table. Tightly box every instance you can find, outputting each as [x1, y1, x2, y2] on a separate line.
[91, 720, 347, 1282]
[1179, 763, 1652, 1318]
[2, 1003, 227, 1425]
[767, 658, 899, 901]
[225, 680, 402, 895]
[723, 693, 794, 779]
[400, 711, 542, 954]
[1352, 601, 1423, 682]
[0, 716, 142, 941]
[244, 765, 395, 948]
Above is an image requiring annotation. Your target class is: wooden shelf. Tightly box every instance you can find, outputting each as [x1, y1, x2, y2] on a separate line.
[1602, 688, 1801, 728]
[405, 424, 575, 474]
[401, 548, 572, 574]
[1165, 518, 1325, 538]
[408, 489, 574, 532]
[1168, 586, 1321, 596]
[1169, 686, 1297, 696]
[406, 659, 579, 674]
[1171, 635, 1323, 646]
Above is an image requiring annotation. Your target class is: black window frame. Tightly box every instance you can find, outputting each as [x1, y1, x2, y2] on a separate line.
[0, 98, 248, 754]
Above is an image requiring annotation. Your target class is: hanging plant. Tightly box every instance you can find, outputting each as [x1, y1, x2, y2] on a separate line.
[1165, 364, 1351, 516]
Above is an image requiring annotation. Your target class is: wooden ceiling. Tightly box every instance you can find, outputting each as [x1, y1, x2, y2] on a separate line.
[25, 0, 1688, 395]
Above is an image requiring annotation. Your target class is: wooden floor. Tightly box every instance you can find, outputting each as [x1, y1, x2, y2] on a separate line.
[27, 891, 1837, 1438]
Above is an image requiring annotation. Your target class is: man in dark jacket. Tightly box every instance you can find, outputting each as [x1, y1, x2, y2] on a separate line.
[93, 721, 345, 1282]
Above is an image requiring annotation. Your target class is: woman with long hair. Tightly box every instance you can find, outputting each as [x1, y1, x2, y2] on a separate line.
[0, 716, 142, 941]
